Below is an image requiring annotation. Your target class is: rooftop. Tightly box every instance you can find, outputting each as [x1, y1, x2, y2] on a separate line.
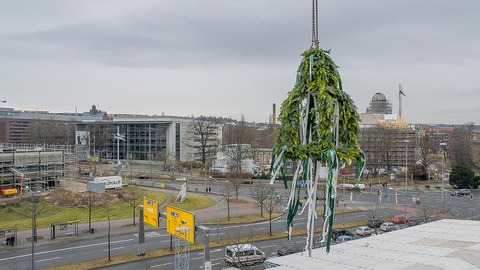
[266, 219, 480, 269]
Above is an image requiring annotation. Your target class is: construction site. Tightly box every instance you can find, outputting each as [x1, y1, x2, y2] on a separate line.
[0, 146, 68, 196]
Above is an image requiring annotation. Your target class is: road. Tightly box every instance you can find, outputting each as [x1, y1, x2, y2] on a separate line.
[0, 207, 397, 270]
[1, 185, 479, 270]
[93, 229, 383, 270]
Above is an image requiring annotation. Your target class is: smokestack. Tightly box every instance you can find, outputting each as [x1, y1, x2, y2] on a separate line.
[272, 103, 276, 128]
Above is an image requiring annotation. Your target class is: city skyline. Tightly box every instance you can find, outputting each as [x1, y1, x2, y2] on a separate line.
[1, 1, 479, 124]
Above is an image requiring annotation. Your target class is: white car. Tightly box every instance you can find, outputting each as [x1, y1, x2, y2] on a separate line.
[174, 177, 186, 182]
[356, 226, 375, 236]
[338, 183, 355, 190]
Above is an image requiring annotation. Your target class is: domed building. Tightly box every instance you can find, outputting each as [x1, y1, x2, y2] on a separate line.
[366, 92, 392, 114]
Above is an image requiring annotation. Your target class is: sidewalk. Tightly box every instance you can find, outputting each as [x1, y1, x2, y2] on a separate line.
[1, 188, 260, 250]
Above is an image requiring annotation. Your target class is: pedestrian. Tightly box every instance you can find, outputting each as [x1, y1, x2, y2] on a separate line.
[6, 236, 10, 246]
[10, 235, 14, 246]
[208, 187, 211, 193]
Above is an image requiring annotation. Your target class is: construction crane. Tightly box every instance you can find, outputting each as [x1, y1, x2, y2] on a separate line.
[399, 84, 406, 118]
[10, 168, 26, 197]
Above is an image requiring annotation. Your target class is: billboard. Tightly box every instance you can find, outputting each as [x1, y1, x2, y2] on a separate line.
[143, 198, 159, 228]
[166, 205, 195, 243]
[93, 176, 122, 189]
[75, 131, 88, 146]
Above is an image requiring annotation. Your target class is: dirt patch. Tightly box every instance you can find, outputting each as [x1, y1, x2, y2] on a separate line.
[44, 188, 135, 208]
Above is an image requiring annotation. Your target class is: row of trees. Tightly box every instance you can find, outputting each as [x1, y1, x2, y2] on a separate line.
[359, 123, 478, 181]
[219, 180, 281, 236]
[186, 115, 276, 173]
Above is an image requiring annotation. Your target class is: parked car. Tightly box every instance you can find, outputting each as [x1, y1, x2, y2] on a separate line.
[407, 216, 423, 226]
[367, 218, 384, 228]
[338, 183, 355, 190]
[137, 174, 150, 179]
[379, 222, 400, 232]
[336, 235, 354, 243]
[452, 189, 471, 196]
[356, 226, 375, 236]
[391, 215, 409, 224]
[241, 180, 254, 184]
[277, 242, 303, 256]
[332, 229, 354, 241]
[174, 177, 186, 182]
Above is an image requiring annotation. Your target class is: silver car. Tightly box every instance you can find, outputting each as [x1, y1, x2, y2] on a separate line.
[356, 226, 375, 236]
[379, 222, 400, 232]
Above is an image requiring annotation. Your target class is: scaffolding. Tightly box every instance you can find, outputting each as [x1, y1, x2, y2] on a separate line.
[0, 148, 65, 192]
[174, 227, 190, 270]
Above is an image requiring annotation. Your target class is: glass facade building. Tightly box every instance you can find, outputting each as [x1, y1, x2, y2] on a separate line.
[76, 116, 192, 163]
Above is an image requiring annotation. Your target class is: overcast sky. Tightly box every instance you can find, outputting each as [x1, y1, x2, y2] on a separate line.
[1, 0, 479, 124]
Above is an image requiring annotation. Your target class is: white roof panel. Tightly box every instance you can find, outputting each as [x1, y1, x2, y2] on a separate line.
[266, 219, 480, 270]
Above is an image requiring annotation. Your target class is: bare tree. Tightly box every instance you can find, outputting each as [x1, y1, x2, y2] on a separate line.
[81, 191, 104, 232]
[185, 116, 221, 169]
[448, 124, 474, 168]
[263, 188, 281, 236]
[417, 132, 437, 180]
[223, 115, 253, 172]
[249, 182, 269, 217]
[154, 150, 175, 170]
[228, 178, 243, 200]
[367, 203, 381, 220]
[88, 122, 114, 159]
[222, 183, 236, 221]
[27, 121, 76, 145]
[13, 195, 48, 243]
[128, 186, 145, 225]
[416, 200, 451, 223]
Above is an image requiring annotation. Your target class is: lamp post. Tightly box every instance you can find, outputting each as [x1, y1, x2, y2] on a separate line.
[440, 142, 447, 208]
[113, 126, 125, 163]
[25, 186, 36, 270]
[404, 140, 409, 225]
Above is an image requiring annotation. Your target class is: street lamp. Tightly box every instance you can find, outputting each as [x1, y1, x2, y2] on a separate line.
[440, 142, 447, 207]
[25, 186, 36, 270]
[404, 140, 409, 225]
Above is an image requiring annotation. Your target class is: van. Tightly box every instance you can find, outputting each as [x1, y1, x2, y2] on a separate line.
[224, 244, 266, 266]
[354, 184, 365, 190]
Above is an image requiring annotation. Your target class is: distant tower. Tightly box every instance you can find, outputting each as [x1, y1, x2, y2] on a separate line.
[399, 84, 406, 118]
[366, 93, 392, 114]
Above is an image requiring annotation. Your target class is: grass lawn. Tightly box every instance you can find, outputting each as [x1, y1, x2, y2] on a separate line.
[0, 187, 167, 230]
[167, 195, 215, 211]
[204, 211, 284, 225]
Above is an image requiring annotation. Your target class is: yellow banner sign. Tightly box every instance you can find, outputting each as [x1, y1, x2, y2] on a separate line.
[166, 205, 195, 243]
[143, 198, 159, 228]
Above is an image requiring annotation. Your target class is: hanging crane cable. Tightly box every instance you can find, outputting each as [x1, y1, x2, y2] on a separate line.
[311, 0, 319, 48]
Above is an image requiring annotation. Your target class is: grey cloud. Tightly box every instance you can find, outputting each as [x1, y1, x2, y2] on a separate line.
[1, 1, 479, 69]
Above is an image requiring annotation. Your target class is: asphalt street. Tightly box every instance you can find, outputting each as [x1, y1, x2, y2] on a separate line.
[1, 182, 479, 270]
